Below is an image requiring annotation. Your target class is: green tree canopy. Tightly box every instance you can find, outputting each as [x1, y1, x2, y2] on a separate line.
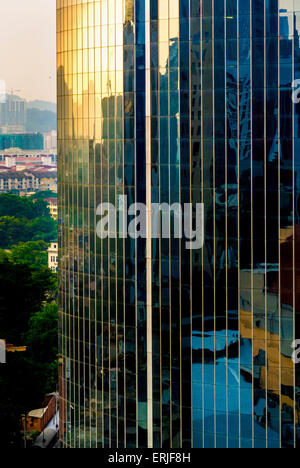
[9, 241, 48, 270]
[25, 302, 58, 372]
[0, 194, 49, 219]
[27, 217, 57, 243]
[30, 191, 57, 201]
[0, 193, 58, 447]
[0, 216, 30, 248]
[0, 262, 56, 344]
[0, 216, 57, 249]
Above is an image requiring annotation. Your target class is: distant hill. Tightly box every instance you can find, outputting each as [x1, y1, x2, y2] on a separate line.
[27, 100, 57, 113]
[26, 108, 57, 133]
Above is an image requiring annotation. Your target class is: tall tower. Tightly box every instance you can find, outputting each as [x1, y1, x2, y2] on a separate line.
[57, 0, 300, 448]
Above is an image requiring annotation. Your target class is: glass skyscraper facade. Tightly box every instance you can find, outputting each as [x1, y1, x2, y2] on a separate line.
[58, 0, 300, 448]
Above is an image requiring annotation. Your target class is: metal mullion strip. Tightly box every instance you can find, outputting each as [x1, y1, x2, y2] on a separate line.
[94, 5, 100, 444]
[77, 141, 81, 448]
[166, 0, 173, 448]
[250, 0, 254, 448]
[89, 6, 94, 448]
[158, 0, 164, 446]
[64, 140, 69, 447]
[60, 87, 65, 445]
[63, 10, 69, 446]
[105, 1, 112, 448]
[68, 122, 73, 447]
[114, 6, 119, 448]
[292, 10, 296, 449]
[101, 2, 105, 449]
[82, 147, 86, 448]
[64, 14, 68, 446]
[121, 88, 126, 448]
[68, 8, 74, 449]
[224, 0, 229, 449]
[132, 0, 138, 449]
[83, 19, 89, 447]
[212, 0, 216, 450]
[134, 1, 138, 450]
[236, 0, 241, 448]
[97, 0, 104, 449]
[264, 0, 268, 448]
[70, 98, 74, 447]
[158, 25, 163, 447]
[176, 0, 183, 447]
[112, 1, 118, 448]
[72, 139, 76, 449]
[79, 12, 84, 446]
[122, 3, 127, 444]
[188, 0, 192, 449]
[123, 211, 126, 448]
[169, 18, 172, 452]
[278, 3, 282, 448]
[93, 11, 97, 450]
[64, 103, 68, 446]
[94, 147, 98, 448]
[200, 1, 204, 449]
[115, 5, 118, 448]
[145, 0, 153, 449]
[101, 149, 105, 449]
[63, 134, 69, 445]
[88, 143, 92, 449]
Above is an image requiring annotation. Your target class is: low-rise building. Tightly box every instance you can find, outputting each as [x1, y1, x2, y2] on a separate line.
[0, 148, 57, 168]
[45, 198, 58, 219]
[39, 174, 57, 193]
[0, 171, 39, 193]
[0, 169, 57, 194]
[48, 242, 58, 272]
[22, 394, 57, 434]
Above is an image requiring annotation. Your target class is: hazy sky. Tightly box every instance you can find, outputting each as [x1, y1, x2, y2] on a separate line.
[0, 0, 56, 103]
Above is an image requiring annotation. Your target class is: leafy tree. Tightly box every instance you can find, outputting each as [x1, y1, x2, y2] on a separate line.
[0, 216, 57, 248]
[9, 241, 48, 270]
[25, 302, 58, 390]
[30, 191, 57, 201]
[26, 302, 58, 362]
[31, 199, 50, 218]
[0, 194, 34, 219]
[0, 194, 50, 219]
[27, 217, 57, 243]
[0, 262, 56, 344]
[7, 189, 20, 196]
[0, 216, 31, 248]
[0, 193, 58, 447]
[0, 250, 10, 263]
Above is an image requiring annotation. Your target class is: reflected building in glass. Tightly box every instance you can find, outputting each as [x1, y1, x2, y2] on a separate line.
[57, 0, 300, 448]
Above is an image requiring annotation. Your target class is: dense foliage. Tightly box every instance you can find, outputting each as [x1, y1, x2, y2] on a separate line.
[0, 194, 57, 248]
[0, 194, 49, 219]
[0, 195, 58, 448]
[29, 190, 57, 201]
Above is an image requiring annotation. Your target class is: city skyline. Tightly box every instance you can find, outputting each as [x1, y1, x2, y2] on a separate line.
[0, 0, 56, 103]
